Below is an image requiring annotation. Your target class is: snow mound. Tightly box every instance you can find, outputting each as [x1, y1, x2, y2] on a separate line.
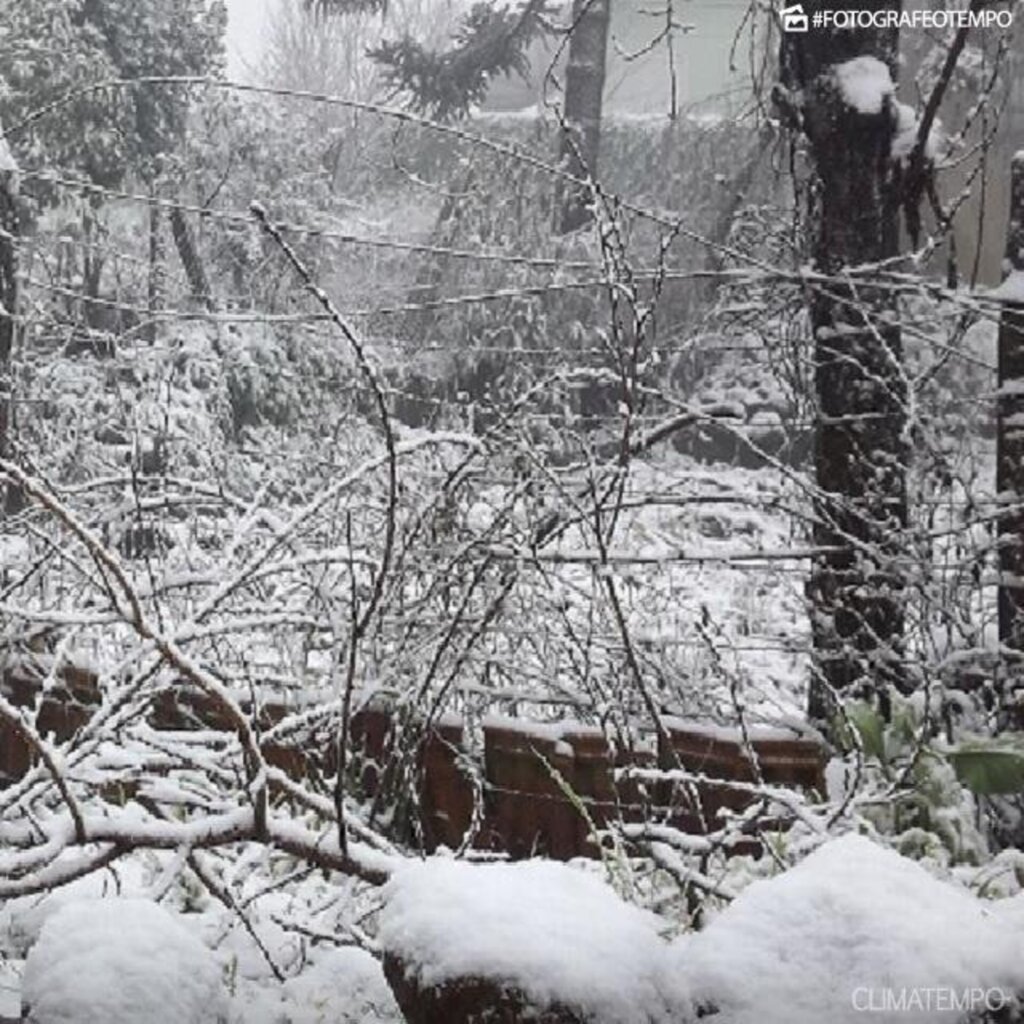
[378, 858, 690, 1024]
[21, 898, 228, 1024]
[834, 56, 894, 114]
[679, 834, 1024, 1024]
[990, 270, 1024, 304]
[280, 946, 401, 1023]
[1, 858, 151, 958]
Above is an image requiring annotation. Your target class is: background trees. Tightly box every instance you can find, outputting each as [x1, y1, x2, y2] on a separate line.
[0, 0, 226, 320]
[309, 0, 621, 231]
[0, 0, 225, 188]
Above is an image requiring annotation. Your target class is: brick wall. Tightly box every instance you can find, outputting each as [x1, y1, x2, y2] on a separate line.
[0, 659, 826, 861]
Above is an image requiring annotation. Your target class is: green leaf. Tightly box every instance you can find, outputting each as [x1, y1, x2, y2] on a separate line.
[948, 746, 1024, 796]
[845, 701, 887, 762]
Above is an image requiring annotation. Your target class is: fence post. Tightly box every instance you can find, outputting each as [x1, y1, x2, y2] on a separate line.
[996, 151, 1024, 715]
[0, 126, 19, 515]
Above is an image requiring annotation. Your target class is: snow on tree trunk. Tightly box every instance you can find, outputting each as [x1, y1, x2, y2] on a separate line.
[778, 5, 909, 724]
[996, 151, 1024, 715]
[557, 0, 610, 234]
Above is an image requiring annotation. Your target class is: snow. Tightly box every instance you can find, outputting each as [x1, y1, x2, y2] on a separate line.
[890, 101, 941, 164]
[378, 857, 691, 1024]
[1, 864, 150, 956]
[21, 898, 228, 1024]
[0, 122, 18, 186]
[657, 716, 814, 744]
[834, 56, 894, 115]
[677, 834, 1024, 1024]
[280, 947, 401, 1023]
[989, 270, 1024, 304]
[479, 713, 604, 756]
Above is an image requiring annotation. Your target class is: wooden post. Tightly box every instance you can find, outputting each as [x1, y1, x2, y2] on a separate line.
[0, 127, 19, 515]
[996, 151, 1024, 712]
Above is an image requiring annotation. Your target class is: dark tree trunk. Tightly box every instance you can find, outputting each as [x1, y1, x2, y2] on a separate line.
[81, 202, 107, 330]
[0, 154, 20, 514]
[146, 200, 165, 343]
[778, 2, 909, 724]
[169, 204, 212, 308]
[557, 0, 610, 234]
[996, 152, 1024, 711]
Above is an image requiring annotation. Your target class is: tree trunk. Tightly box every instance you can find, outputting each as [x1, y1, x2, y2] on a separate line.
[146, 199, 165, 343]
[170, 204, 212, 308]
[996, 151, 1024, 714]
[778, 3, 908, 724]
[0, 146, 20, 515]
[81, 201, 106, 330]
[557, 0, 610, 234]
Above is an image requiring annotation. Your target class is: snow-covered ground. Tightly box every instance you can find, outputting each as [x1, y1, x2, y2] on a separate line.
[4, 835, 1020, 1023]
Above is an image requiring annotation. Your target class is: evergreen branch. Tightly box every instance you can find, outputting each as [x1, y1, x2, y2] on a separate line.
[370, 0, 551, 120]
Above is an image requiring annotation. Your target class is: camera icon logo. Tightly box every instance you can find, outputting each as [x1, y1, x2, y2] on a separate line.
[780, 3, 809, 31]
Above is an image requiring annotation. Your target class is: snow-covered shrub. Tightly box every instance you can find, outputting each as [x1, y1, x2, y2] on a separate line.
[829, 691, 1024, 866]
[21, 898, 228, 1024]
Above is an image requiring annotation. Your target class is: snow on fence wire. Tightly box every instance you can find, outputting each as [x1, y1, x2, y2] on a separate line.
[0, 657, 826, 863]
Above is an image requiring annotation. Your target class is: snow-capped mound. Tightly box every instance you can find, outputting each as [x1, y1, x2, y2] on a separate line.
[21, 898, 227, 1024]
[680, 834, 1024, 1024]
[281, 946, 401, 1023]
[379, 857, 690, 1024]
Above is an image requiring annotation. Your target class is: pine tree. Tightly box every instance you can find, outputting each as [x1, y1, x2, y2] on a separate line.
[309, 0, 610, 231]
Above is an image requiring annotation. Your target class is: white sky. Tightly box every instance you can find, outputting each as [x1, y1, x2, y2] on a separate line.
[222, 0, 740, 106]
[224, 0, 277, 79]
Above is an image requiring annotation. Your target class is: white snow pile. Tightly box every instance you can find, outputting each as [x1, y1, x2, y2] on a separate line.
[679, 834, 1024, 1024]
[834, 55, 894, 114]
[21, 898, 228, 1024]
[378, 858, 691, 1024]
[279, 946, 401, 1024]
[0, 119, 19, 185]
[890, 101, 941, 164]
[1, 865, 147, 957]
[989, 270, 1024, 304]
